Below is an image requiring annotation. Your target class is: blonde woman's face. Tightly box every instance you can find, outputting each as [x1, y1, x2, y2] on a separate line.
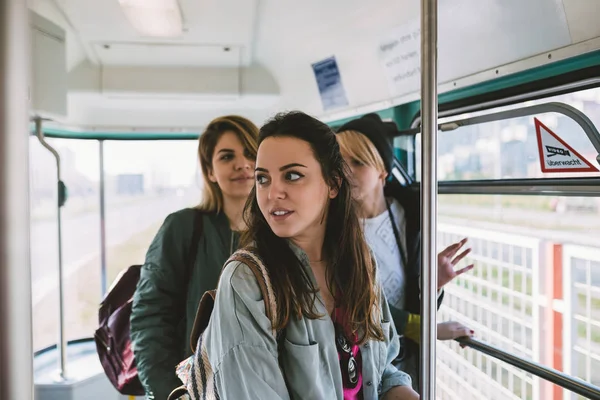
[341, 151, 386, 205]
[208, 131, 255, 202]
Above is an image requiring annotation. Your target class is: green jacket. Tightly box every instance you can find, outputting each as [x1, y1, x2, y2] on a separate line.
[130, 208, 239, 400]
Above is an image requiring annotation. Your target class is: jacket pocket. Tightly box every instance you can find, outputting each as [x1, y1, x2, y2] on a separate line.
[281, 339, 335, 400]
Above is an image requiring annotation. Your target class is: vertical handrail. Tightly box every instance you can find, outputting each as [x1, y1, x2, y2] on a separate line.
[34, 118, 68, 381]
[0, 0, 34, 398]
[420, 0, 438, 397]
[99, 140, 107, 296]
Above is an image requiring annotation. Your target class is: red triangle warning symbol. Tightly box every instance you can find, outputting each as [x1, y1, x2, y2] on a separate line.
[534, 118, 599, 173]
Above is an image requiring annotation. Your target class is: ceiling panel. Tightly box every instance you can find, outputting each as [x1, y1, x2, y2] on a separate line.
[54, 0, 256, 41]
[179, 0, 257, 44]
[29, 0, 600, 129]
[562, 0, 600, 43]
[50, 0, 256, 65]
[92, 42, 241, 67]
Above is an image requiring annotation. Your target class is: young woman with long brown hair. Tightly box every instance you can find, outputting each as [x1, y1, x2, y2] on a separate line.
[204, 111, 419, 399]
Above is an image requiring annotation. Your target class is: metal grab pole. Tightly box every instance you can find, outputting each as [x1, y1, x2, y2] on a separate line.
[99, 140, 107, 296]
[419, 0, 438, 398]
[35, 118, 68, 381]
[0, 0, 34, 398]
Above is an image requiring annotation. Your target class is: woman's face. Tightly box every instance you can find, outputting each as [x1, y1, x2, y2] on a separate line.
[255, 136, 336, 241]
[341, 152, 386, 205]
[208, 131, 255, 202]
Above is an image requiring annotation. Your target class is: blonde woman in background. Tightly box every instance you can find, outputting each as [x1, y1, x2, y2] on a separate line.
[337, 113, 475, 392]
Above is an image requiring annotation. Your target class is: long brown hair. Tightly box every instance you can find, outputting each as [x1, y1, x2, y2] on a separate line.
[241, 111, 383, 343]
[197, 115, 259, 213]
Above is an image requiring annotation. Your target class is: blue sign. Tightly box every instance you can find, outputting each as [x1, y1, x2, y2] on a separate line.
[311, 56, 349, 111]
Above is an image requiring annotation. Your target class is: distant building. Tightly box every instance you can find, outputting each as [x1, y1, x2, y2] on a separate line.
[500, 140, 527, 178]
[116, 174, 144, 195]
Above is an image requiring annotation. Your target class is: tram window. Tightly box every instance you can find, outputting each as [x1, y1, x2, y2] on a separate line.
[29, 138, 100, 352]
[414, 87, 600, 182]
[411, 83, 600, 400]
[393, 135, 415, 177]
[102, 141, 201, 286]
[28, 138, 201, 353]
[435, 192, 600, 399]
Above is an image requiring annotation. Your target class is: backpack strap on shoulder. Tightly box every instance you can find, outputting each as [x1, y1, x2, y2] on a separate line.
[230, 248, 289, 390]
[179, 247, 287, 400]
[188, 289, 217, 353]
[228, 248, 279, 335]
[188, 247, 279, 352]
[185, 209, 204, 282]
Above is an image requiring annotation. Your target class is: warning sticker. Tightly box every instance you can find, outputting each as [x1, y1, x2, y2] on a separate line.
[534, 117, 599, 173]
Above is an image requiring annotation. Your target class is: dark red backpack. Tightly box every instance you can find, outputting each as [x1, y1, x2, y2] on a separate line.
[94, 210, 203, 395]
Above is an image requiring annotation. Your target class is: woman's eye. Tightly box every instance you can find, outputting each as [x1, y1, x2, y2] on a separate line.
[244, 149, 256, 161]
[286, 172, 303, 181]
[220, 154, 233, 161]
[351, 158, 364, 167]
[256, 175, 268, 184]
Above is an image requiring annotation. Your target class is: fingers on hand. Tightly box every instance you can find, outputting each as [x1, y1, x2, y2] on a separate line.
[447, 237, 468, 255]
[442, 243, 460, 257]
[455, 264, 475, 276]
[459, 329, 475, 348]
[452, 248, 472, 265]
[459, 327, 472, 337]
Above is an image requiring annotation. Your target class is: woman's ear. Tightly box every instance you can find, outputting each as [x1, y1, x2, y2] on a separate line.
[329, 177, 342, 199]
[207, 166, 217, 183]
[379, 169, 389, 183]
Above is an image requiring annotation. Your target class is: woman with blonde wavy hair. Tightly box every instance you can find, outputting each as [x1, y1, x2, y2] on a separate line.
[130, 115, 259, 400]
[336, 114, 474, 392]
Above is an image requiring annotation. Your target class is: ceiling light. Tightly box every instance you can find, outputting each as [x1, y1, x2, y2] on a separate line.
[118, 0, 183, 38]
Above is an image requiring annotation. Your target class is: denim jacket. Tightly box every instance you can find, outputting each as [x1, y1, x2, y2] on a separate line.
[204, 242, 412, 399]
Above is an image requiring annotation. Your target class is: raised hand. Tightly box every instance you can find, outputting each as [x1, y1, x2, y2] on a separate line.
[438, 237, 474, 289]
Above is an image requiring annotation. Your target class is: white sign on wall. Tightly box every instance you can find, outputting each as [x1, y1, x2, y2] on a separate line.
[378, 20, 421, 97]
[377, 0, 571, 98]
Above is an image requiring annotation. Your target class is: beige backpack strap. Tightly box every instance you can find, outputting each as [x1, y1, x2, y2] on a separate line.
[228, 249, 278, 335]
[188, 248, 278, 353]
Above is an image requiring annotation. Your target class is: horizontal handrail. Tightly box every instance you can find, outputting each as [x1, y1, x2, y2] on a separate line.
[455, 337, 600, 400]
[437, 177, 600, 196]
[398, 177, 600, 196]
[396, 101, 600, 155]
